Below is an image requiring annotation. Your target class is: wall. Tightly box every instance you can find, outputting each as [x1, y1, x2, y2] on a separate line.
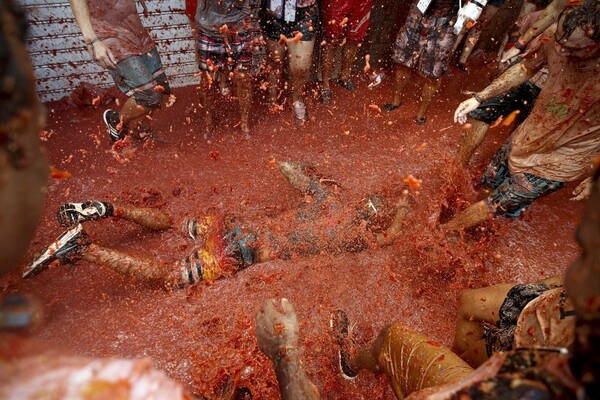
[19, 0, 197, 102]
[20, 0, 411, 102]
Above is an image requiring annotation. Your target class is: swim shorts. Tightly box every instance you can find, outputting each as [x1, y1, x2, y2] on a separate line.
[109, 47, 170, 109]
[481, 143, 565, 218]
[321, 0, 376, 42]
[469, 81, 542, 125]
[391, 7, 457, 79]
[484, 284, 574, 355]
[196, 30, 263, 75]
[260, 3, 319, 42]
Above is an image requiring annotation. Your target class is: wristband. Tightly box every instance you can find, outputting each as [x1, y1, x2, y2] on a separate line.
[472, 93, 484, 103]
[84, 37, 101, 47]
[514, 38, 527, 51]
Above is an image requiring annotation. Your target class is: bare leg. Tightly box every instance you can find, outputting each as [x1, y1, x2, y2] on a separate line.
[82, 244, 228, 287]
[287, 39, 316, 105]
[113, 205, 172, 230]
[440, 200, 491, 232]
[265, 39, 286, 103]
[415, 78, 441, 123]
[458, 5, 500, 66]
[321, 39, 337, 92]
[350, 323, 473, 396]
[457, 118, 490, 166]
[199, 72, 216, 138]
[452, 283, 514, 367]
[376, 195, 411, 247]
[82, 244, 177, 285]
[234, 70, 252, 138]
[340, 40, 359, 83]
[119, 97, 149, 128]
[385, 65, 411, 110]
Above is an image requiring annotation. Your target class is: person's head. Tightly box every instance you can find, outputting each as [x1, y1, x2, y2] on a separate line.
[565, 167, 600, 395]
[554, 0, 600, 59]
[0, 0, 49, 275]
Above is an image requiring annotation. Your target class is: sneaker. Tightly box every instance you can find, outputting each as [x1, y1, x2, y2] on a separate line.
[383, 103, 400, 112]
[23, 224, 90, 278]
[293, 100, 307, 126]
[338, 79, 356, 92]
[57, 201, 114, 227]
[103, 109, 124, 141]
[330, 310, 359, 380]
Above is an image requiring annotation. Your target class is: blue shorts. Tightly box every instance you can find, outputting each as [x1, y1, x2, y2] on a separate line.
[109, 47, 170, 109]
[481, 143, 565, 218]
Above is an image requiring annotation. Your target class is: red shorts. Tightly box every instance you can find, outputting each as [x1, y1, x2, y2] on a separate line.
[322, 0, 376, 42]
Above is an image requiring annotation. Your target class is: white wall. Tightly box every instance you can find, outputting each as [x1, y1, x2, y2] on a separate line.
[18, 0, 198, 102]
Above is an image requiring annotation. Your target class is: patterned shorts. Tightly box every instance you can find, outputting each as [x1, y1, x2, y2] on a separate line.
[260, 4, 319, 42]
[196, 30, 263, 75]
[391, 7, 457, 79]
[481, 143, 565, 218]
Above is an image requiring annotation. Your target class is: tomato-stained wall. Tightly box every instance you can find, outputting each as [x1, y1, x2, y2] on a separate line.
[19, 0, 196, 102]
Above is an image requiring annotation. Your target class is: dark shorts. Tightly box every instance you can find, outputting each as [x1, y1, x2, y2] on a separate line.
[322, 0, 375, 42]
[196, 30, 263, 75]
[481, 143, 565, 218]
[487, 0, 506, 7]
[109, 47, 170, 109]
[469, 81, 541, 125]
[391, 7, 457, 79]
[260, 4, 319, 42]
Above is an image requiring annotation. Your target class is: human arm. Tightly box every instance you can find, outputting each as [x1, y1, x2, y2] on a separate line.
[256, 299, 320, 400]
[68, 0, 117, 69]
[501, 0, 567, 63]
[454, 61, 538, 124]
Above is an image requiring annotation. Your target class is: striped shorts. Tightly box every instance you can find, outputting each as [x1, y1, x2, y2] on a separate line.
[482, 143, 565, 218]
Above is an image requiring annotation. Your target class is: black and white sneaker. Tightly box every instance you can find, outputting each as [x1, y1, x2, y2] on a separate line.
[330, 310, 359, 380]
[57, 201, 114, 227]
[103, 109, 124, 141]
[23, 224, 90, 278]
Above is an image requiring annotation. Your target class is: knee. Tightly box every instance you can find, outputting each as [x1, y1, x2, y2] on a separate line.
[133, 89, 163, 110]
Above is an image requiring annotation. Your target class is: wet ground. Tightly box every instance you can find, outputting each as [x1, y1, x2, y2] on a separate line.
[1, 62, 583, 398]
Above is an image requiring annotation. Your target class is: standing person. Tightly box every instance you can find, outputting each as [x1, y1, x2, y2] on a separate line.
[500, 0, 570, 64]
[456, 0, 507, 72]
[260, 1, 319, 125]
[69, 0, 172, 142]
[319, 0, 376, 104]
[445, 1, 600, 232]
[383, 0, 481, 124]
[457, 9, 549, 166]
[185, 0, 263, 140]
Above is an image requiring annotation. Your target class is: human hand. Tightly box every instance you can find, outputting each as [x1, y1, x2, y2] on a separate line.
[454, 97, 481, 124]
[91, 41, 117, 69]
[256, 298, 299, 362]
[501, 47, 522, 65]
[570, 177, 592, 201]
